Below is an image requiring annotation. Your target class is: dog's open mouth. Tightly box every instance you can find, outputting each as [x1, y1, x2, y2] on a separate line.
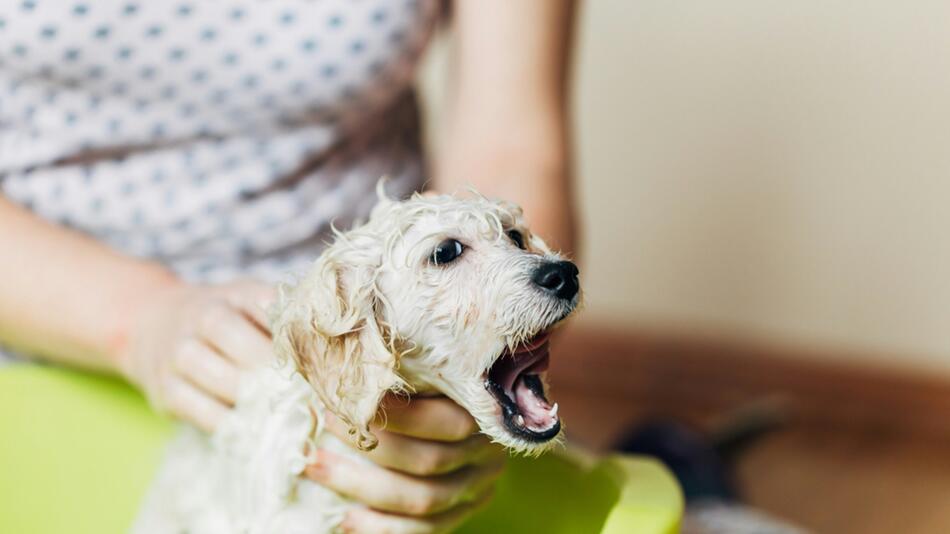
[485, 332, 561, 442]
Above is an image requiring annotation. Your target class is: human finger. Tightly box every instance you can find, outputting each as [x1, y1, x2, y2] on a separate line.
[340, 489, 494, 534]
[376, 395, 480, 442]
[223, 281, 276, 335]
[172, 338, 241, 405]
[304, 448, 503, 516]
[163, 376, 230, 433]
[196, 303, 273, 369]
[325, 414, 503, 475]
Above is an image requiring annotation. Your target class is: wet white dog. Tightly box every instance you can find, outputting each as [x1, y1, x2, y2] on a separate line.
[133, 189, 581, 534]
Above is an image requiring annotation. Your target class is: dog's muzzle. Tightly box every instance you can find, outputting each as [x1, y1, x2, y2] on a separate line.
[483, 259, 579, 443]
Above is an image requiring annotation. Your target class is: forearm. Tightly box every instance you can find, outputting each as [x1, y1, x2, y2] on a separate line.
[434, 127, 576, 256]
[0, 197, 180, 371]
[432, 0, 578, 256]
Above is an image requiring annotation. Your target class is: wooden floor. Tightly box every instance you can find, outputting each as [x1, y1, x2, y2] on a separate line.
[551, 323, 950, 534]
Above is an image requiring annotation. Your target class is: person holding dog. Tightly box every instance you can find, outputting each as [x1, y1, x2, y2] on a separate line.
[0, 2, 577, 532]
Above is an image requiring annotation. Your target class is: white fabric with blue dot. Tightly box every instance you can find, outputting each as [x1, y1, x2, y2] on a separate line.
[0, 0, 438, 286]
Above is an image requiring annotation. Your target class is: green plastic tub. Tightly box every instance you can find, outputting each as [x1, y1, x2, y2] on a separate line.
[0, 365, 682, 533]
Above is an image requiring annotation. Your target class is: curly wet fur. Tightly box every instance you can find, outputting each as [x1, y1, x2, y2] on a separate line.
[273, 185, 579, 454]
[134, 187, 581, 534]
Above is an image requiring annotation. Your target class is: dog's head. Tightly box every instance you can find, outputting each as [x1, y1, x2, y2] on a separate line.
[272, 189, 580, 455]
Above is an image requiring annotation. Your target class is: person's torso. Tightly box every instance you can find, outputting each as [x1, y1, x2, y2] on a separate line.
[0, 0, 439, 284]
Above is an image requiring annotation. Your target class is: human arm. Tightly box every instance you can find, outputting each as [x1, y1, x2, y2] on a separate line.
[0, 196, 175, 371]
[433, 0, 580, 256]
[0, 196, 274, 430]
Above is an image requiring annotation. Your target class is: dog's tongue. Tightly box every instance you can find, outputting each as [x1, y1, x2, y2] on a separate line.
[513, 372, 558, 432]
[489, 334, 559, 433]
[492, 335, 551, 393]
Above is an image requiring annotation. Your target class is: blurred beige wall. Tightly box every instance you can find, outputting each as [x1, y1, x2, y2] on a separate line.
[420, 2, 950, 371]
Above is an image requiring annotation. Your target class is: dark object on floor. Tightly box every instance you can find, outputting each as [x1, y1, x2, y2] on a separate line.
[616, 419, 740, 502]
[616, 403, 786, 503]
[617, 413, 808, 533]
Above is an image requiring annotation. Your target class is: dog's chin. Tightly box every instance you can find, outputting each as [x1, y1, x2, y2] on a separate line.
[484, 332, 562, 453]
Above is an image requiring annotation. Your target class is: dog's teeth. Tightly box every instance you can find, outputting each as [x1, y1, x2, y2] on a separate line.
[550, 403, 559, 416]
[515, 415, 525, 427]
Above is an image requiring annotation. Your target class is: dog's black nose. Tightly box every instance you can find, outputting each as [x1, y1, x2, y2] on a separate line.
[532, 260, 579, 300]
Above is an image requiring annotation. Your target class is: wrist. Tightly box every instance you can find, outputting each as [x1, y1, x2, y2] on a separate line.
[105, 264, 183, 376]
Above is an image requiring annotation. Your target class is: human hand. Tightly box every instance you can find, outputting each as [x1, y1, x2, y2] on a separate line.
[307, 394, 506, 533]
[117, 280, 276, 431]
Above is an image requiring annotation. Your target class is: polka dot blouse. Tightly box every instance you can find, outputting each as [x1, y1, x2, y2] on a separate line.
[0, 0, 439, 284]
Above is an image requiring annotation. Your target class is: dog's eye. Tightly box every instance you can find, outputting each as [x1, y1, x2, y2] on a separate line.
[430, 239, 464, 265]
[507, 229, 526, 250]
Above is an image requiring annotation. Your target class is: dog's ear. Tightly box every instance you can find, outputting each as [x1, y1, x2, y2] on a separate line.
[272, 243, 402, 451]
